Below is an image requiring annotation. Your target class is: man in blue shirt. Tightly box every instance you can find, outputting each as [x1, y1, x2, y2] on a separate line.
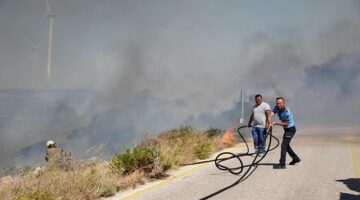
[271, 97, 301, 169]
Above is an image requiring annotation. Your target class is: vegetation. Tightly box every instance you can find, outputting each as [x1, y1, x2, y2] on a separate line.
[205, 128, 223, 138]
[0, 126, 235, 200]
[12, 189, 55, 200]
[109, 146, 157, 174]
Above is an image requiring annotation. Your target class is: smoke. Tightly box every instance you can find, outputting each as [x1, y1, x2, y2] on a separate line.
[302, 53, 360, 124]
[0, 1, 360, 169]
[0, 90, 96, 166]
[232, 23, 360, 126]
[236, 29, 307, 99]
[305, 53, 360, 95]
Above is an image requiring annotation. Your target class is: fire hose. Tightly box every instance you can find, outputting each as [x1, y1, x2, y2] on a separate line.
[182, 125, 280, 175]
[181, 126, 280, 199]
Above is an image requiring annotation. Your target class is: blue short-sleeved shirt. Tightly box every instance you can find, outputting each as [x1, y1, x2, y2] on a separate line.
[272, 106, 295, 128]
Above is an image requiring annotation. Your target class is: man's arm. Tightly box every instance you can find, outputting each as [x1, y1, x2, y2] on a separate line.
[248, 112, 254, 127]
[269, 111, 277, 127]
[265, 110, 271, 128]
[273, 121, 289, 127]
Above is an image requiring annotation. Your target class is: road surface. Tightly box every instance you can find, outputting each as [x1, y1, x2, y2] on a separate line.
[107, 126, 360, 200]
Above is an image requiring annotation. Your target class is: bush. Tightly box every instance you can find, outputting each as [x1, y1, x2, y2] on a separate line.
[155, 127, 221, 168]
[159, 126, 193, 140]
[205, 128, 222, 138]
[159, 154, 172, 171]
[100, 180, 117, 197]
[110, 146, 157, 174]
[12, 189, 55, 200]
[195, 137, 214, 159]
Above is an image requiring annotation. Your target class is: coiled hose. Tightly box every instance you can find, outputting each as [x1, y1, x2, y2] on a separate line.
[182, 126, 280, 199]
[182, 126, 280, 175]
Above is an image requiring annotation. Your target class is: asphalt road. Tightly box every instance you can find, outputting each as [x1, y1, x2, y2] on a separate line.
[108, 126, 360, 200]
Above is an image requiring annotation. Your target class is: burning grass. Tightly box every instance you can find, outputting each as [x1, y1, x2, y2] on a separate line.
[221, 128, 236, 147]
[0, 126, 233, 200]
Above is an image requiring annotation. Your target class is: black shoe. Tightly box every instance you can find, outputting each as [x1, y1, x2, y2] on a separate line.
[273, 164, 286, 169]
[289, 158, 301, 165]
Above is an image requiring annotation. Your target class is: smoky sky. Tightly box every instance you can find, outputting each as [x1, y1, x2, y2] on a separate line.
[0, 0, 360, 168]
[305, 53, 360, 95]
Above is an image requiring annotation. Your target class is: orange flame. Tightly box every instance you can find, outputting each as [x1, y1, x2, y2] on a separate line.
[222, 128, 235, 147]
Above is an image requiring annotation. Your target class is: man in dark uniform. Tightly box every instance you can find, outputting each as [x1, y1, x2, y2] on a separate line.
[271, 97, 301, 169]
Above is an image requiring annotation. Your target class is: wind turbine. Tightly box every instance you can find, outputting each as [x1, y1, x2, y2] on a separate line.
[45, 0, 54, 88]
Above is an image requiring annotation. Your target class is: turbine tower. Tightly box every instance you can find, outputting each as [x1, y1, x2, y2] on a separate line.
[46, 0, 54, 88]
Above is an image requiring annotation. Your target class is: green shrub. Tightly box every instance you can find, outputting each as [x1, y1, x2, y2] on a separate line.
[161, 126, 193, 140]
[159, 155, 172, 171]
[156, 127, 219, 168]
[100, 180, 117, 197]
[156, 134, 192, 167]
[110, 146, 156, 174]
[205, 128, 222, 138]
[195, 137, 214, 159]
[175, 126, 193, 135]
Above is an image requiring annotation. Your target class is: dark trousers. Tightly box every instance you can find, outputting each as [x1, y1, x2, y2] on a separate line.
[280, 126, 299, 165]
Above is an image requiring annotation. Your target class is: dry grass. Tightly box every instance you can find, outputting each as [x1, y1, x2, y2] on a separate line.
[154, 127, 225, 169]
[0, 160, 143, 200]
[115, 170, 145, 190]
[0, 126, 230, 199]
